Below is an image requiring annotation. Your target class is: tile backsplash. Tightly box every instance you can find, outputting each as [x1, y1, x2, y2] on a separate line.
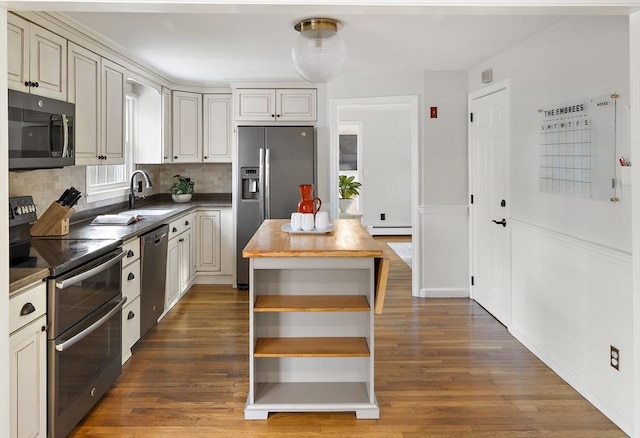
[9, 163, 232, 214]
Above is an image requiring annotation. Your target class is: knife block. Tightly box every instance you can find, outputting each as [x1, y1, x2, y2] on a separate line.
[30, 202, 75, 236]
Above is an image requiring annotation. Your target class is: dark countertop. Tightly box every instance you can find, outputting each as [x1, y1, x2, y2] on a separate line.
[66, 193, 231, 241]
[9, 193, 232, 293]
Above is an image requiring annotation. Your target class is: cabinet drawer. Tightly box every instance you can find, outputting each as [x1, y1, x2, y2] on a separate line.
[169, 213, 194, 237]
[9, 282, 46, 334]
[122, 296, 141, 364]
[122, 259, 141, 303]
[122, 238, 140, 266]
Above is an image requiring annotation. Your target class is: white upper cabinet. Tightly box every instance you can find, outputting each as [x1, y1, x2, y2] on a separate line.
[68, 42, 101, 164]
[131, 80, 163, 165]
[203, 94, 232, 162]
[8, 13, 67, 100]
[235, 88, 316, 122]
[162, 87, 173, 163]
[101, 59, 126, 164]
[172, 91, 203, 162]
[71, 47, 125, 166]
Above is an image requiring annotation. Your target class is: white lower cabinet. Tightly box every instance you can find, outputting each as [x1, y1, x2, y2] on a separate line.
[194, 208, 233, 283]
[121, 238, 141, 363]
[165, 213, 194, 311]
[9, 282, 47, 438]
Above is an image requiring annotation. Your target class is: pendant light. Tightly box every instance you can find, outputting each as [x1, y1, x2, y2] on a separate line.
[291, 18, 347, 83]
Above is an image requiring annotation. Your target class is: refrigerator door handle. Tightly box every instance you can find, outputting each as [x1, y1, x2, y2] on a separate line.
[259, 148, 265, 223]
[265, 148, 271, 219]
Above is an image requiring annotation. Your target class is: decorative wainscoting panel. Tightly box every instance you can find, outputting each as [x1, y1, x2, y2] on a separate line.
[419, 205, 469, 298]
[510, 219, 633, 435]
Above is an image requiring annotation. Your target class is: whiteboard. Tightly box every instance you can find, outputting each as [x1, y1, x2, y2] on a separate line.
[538, 94, 617, 202]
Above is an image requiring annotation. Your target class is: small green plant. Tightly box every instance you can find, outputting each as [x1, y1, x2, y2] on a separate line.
[170, 174, 195, 195]
[338, 175, 362, 199]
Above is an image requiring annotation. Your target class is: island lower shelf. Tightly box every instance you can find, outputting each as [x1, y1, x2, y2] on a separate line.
[245, 382, 379, 420]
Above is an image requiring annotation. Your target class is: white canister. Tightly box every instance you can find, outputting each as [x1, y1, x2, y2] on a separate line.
[290, 212, 302, 231]
[301, 213, 315, 231]
[315, 211, 330, 231]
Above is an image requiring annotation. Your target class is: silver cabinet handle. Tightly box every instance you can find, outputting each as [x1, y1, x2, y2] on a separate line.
[258, 147, 265, 223]
[62, 114, 69, 158]
[56, 251, 126, 289]
[265, 148, 271, 219]
[55, 296, 127, 352]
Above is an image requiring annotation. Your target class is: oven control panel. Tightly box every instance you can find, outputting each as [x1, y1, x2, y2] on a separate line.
[9, 196, 37, 225]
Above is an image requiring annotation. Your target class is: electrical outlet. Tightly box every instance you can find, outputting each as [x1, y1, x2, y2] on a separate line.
[380, 213, 386, 221]
[610, 346, 619, 370]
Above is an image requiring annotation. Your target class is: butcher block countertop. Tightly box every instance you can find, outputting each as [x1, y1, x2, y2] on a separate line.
[9, 268, 49, 295]
[243, 219, 383, 258]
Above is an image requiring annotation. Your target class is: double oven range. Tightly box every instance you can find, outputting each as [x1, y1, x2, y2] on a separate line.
[9, 196, 126, 438]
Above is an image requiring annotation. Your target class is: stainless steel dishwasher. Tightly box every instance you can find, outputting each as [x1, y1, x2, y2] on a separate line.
[140, 224, 169, 337]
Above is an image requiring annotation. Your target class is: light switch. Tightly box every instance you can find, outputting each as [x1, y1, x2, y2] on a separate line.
[430, 106, 438, 118]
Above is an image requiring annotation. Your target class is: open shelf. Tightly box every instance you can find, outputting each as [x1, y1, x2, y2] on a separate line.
[254, 382, 370, 405]
[254, 295, 370, 312]
[254, 337, 370, 357]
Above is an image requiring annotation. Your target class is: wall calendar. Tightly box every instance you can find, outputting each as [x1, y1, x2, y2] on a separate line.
[539, 94, 617, 202]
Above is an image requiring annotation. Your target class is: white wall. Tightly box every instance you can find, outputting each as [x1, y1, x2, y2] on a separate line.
[420, 71, 470, 297]
[327, 70, 471, 296]
[339, 107, 412, 229]
[469, 15, 634, 433]
[324, 70, 424, 203]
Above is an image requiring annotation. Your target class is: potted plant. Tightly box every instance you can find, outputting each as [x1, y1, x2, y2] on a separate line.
[338, 174, 362, 213]
[170, 174, 195, 202]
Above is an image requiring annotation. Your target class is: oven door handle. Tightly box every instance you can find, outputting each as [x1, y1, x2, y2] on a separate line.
[55, 250, 126, 289]
[55, 296, 127, 352]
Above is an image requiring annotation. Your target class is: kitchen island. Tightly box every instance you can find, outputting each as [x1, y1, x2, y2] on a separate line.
[242, 219, 383, 420]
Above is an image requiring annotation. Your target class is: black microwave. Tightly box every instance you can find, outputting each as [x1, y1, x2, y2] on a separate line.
[8, 90, 75, 170]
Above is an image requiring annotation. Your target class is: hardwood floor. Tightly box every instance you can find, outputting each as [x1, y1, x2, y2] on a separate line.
[69, 238, 624, 437]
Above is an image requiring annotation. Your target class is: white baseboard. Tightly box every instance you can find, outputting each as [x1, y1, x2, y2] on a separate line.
[419, 287, 469, 298]
[368, 226, 412, 236]
[194, 273, 233, 285]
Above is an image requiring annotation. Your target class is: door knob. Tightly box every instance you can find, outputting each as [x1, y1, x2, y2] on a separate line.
[492, 218, 507, 227]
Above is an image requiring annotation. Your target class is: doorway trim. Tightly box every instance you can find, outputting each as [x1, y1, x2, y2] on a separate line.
[330, 95, 420, 296]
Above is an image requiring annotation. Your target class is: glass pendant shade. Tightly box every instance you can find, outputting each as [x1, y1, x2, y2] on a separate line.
[291, 18, 347, 83]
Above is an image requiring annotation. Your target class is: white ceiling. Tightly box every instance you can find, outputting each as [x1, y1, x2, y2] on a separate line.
[10, 2, 634, 85]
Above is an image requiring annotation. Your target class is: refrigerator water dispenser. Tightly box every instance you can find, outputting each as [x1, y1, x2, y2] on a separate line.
[241, 167, 259, 200]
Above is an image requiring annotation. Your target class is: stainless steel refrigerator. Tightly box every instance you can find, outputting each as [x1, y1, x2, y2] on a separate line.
[236, 126, 316, 287]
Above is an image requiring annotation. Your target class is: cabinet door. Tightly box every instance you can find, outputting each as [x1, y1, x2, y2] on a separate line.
[162, 87, 173, 163]
[203, 94, 232, 162]
[179, 231, 193, 294]
[7, 14, 30, 94]
[101, 59, 126, 164]
[68, 43, 101, 165]
[172, 91, 202, 162]
[10, 315, 47, 438]
[122, 296, 140, 364]
[277, 89, 317, 121]
[220, 208, 234, 275]
[235, 89, 276, 121]
[29, 23, 67, 100]
[196, 211, 221, 272]
[165, 237, 180, 309]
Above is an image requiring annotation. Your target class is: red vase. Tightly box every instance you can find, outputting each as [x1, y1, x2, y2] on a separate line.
[297, 184, 322, 214]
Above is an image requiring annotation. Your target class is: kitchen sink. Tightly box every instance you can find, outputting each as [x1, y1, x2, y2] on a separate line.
[125, 209, 176, 216]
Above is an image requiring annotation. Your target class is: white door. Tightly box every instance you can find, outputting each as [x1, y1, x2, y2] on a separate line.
[469, 82, 511, 326]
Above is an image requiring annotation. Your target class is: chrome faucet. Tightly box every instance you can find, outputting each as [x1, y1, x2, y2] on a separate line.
[129, 170, 153, 209]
